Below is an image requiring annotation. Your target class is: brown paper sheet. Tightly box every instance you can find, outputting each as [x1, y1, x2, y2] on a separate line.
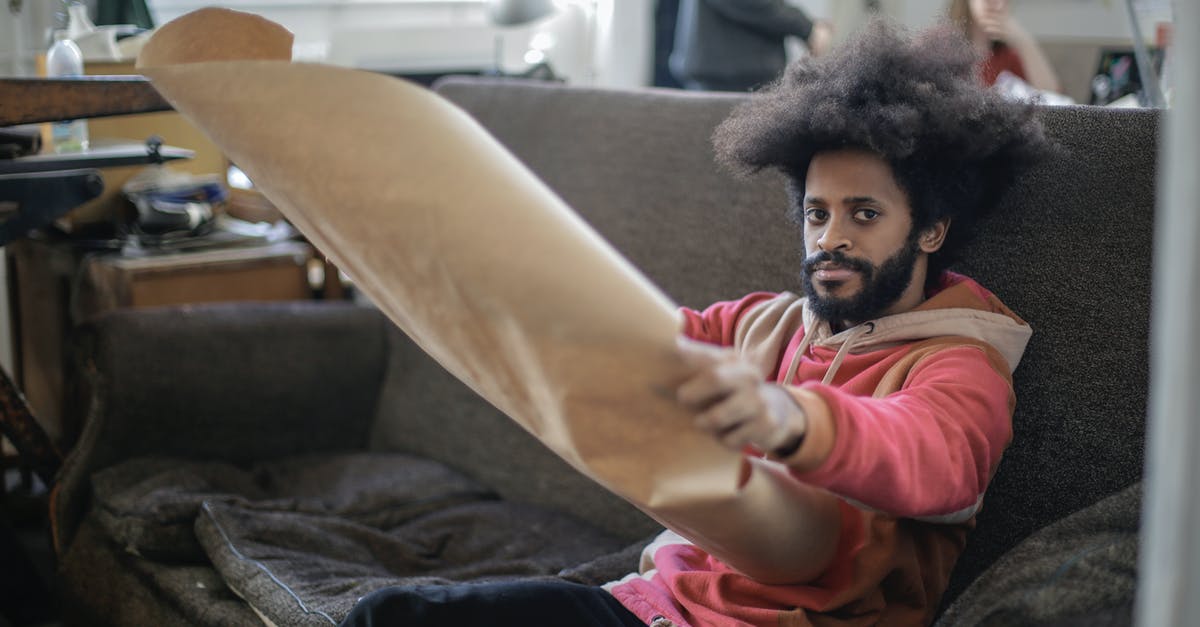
[139, 8, 839, 583]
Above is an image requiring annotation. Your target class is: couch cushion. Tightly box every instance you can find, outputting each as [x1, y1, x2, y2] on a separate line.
[90, 449, 627, 626]
[91, 452, 493, 561]
[58, 516, 261, 627]
[935, 482, 1139, 626]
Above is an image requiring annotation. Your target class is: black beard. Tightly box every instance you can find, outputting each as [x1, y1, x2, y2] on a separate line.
[801, 238, 920, 326]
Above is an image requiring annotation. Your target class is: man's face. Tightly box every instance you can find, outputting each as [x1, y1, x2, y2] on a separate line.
[800, 149, 940, 326]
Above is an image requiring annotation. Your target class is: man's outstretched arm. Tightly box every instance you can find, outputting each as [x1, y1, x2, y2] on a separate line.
[676, 338, 1013, 521]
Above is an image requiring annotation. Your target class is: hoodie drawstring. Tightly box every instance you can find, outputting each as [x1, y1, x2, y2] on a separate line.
[783, 323, 815, 386]
[821, 323, 872, 385]
[783, 321, 874, 386]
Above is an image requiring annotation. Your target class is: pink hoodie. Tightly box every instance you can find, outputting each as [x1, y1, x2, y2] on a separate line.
[606, 272, 1031, 626]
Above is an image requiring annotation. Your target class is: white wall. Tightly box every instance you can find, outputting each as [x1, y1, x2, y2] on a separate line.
[0, 3, 57, 378]
[882, 0, 1170, 41]
[11, 0, 1164, 88]
[1015, 0, 1170, 41]
[145, 0, 652, 88]
[787, 0, 1173, 43]
[0, 0, 60, 77]
[1, 0, 1176, 93]
[592, 0, 653, 88]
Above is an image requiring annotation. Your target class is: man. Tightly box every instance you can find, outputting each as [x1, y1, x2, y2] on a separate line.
[670, 0, 834, 91]
[340, 19, 1049, 627]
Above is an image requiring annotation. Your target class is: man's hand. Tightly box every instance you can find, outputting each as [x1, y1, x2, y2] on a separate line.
[974, 11, 1062, 92]
[675, 337, 808, 456]
[975, 11, 1026, 46]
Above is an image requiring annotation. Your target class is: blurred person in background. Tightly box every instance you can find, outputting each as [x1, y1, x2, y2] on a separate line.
[670, 0, 834, 92]
[948, 0, 1061, 93]
[654, 0, 685, 88]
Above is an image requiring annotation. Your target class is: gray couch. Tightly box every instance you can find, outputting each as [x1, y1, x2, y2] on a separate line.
[52, 76, 1158, 626]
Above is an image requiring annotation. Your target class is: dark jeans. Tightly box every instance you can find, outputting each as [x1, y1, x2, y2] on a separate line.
[338, 580, 648, 627]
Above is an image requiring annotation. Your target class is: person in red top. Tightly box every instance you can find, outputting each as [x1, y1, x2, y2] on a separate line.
[339, 19, 1051, 627]
[948, 0, 1061, 92]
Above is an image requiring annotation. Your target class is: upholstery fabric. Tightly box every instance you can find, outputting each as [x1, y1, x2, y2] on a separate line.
[370, 324, 662, 543]
[58, 518, 259, 627]
[80, 450, 628, 625]
[944, 106, 1156, 606]
[90, 452, 491, 562]
[56, 301, 390, 553]
[194, 477, 627, 625]
[936, 483, 1140, 626]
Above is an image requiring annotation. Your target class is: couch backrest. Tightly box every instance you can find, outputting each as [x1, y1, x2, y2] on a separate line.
[59, 301, 391, 551]
[947, 105, 1157, 602]
[370, 79, 804, 543]
[375, 77, 1158, 601]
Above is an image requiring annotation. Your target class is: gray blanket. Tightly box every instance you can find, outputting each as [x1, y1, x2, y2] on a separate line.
[91, 452, 633, 625]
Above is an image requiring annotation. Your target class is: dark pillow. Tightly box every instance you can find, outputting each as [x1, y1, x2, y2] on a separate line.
[936, 483, 1140, 627]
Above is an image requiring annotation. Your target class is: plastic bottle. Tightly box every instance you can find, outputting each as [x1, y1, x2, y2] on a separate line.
[45, 31, 90, 153]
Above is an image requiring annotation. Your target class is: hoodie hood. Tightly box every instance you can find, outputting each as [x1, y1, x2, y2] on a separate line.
[799, 272, 1032, 374]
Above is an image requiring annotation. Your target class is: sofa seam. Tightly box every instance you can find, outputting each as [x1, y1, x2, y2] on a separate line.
[200, 500, 337, 625]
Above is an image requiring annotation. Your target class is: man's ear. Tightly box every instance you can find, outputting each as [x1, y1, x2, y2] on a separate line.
[919, 219, 950, 253]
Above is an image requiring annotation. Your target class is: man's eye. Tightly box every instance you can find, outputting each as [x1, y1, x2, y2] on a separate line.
[804, 208, 828, 222]
[854, 208, 879, 222]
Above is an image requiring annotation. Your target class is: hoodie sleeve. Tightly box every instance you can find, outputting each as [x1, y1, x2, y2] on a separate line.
[791, 345, 1014, 522]
[680, 292, 778, 346]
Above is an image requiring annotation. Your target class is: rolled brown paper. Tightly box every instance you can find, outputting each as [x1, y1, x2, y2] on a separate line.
[136, 7, 292, 69]
[138, 9, 842, 584]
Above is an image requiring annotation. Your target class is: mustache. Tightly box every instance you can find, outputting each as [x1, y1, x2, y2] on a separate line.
[802, 250, 872, 275]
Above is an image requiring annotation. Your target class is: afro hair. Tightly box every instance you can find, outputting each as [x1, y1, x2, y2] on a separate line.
[713, 18, 1052, 278]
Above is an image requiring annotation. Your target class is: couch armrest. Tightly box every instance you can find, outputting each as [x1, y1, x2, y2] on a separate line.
[53, 300, 390, 553]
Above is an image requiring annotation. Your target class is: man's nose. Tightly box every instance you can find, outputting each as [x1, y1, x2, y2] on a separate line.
[817, 221, 851, 251]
